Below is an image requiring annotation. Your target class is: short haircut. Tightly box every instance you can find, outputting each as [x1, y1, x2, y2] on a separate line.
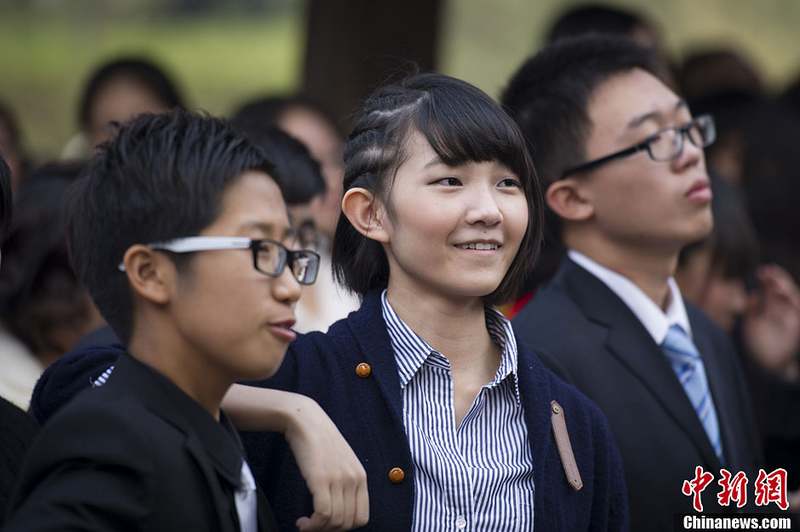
[66, 109, 275, 344]
[0, 154, 11, 238]
[78, 56, 185, 132]
[546, 3, 652, 44]
[501, 35, 665, 186]
[230, 117, 326, 206]
[332, 72, 544, 305]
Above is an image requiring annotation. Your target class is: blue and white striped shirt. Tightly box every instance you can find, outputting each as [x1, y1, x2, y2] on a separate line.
[381, 291, 535, 532]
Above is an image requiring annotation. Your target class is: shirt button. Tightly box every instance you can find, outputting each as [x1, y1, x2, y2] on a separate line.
[355, 362, 372, 378]
[456, 515, 467, 529]
[388, 467, 405, 484]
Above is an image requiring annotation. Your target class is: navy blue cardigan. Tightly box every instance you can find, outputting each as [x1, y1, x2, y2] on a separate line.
[243, 291, 628, 531]
[33, 291, 628, 531]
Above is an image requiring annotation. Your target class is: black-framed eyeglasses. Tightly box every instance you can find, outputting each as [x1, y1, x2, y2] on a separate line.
[561, 114, 716, 178]
[117, 236, 320, 285]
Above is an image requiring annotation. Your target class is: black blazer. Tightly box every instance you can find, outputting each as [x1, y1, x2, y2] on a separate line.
[513, 258, 763, 532]
[4, 354, 277, 532]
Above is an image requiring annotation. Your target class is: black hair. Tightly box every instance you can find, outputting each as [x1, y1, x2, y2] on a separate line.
[0, 100, 23, 155]
[740, 100, 800, 281]
[0, 100, 30, 187]
[230, 110, 326, 206]
[546, 3, 653, 44]
[502, 35, 665, 184]
[78, 56, 185, 132]
[66, 109, 276, 344]
[501, 35, 666, 289]
[0, 161, 89, 357]
[230, 95, 342, 139]
[0, 154, 11, 238]
[331, 72, 543, 305]
[679, 174, 758, 281]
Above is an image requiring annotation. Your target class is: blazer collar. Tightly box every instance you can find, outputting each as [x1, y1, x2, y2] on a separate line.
[556, 257, 724, 470]
[110, 354, 244, 486]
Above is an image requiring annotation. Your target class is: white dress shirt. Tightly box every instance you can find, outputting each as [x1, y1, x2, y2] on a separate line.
[568, 250, 692, 342]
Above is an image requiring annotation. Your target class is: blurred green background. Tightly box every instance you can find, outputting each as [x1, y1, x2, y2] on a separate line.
[1, 0, 799, 159]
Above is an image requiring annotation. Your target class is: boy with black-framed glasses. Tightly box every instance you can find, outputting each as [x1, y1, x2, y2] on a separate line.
[504, 36, 764, 531]
[4, 110, 364, 531]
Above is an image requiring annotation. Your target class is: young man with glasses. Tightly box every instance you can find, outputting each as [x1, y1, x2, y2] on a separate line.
[503, 36, 762, 531]
[3, 110, 365, 531]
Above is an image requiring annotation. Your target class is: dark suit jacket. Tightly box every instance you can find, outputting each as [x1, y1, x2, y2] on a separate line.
[513, 257, 763, 532]
[243, 290, 629, 531]
[4, 354, 276, 532]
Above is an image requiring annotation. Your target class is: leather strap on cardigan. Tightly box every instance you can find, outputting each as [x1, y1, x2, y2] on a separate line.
[551, 400, 584, 491]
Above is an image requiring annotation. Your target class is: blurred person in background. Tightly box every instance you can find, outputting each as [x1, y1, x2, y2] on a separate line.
[676, 176, 800, 505]
[0, 162, 105, 410]
[677, 48, 765, 184]
[62, 56, 185, 157]
[545, 2, 663, 51]
[232, 96, 358, 332]
[0, 154, 39, 525]
[230, 116, 327, 249]
[0, 101, 30, 192]
[740, 100, 800, 283]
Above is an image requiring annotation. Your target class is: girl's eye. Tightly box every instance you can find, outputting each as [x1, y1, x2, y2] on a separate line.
[498, 177, 522, 188]
[433, 177, 462, 186]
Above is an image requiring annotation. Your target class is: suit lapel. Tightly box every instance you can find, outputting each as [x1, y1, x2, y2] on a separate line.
[559, 258, 722, 470]
[183, 434, 239, 532]
[110, 355, 245, 531]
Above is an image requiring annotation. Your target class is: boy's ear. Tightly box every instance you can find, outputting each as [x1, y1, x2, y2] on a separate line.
[122, 245, 175, 305]
[546, 178, 595, 222]
[341, 187, 390, 243]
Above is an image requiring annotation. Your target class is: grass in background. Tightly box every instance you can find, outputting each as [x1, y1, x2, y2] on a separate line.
[2, 0, 799, 160]
[0, 6, 303, 158]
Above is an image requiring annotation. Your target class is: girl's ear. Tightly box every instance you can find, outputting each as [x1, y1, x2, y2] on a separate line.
[341, 187, 390, 243]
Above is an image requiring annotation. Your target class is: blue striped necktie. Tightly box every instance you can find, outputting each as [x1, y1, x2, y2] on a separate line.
[661, 324, 724, 462]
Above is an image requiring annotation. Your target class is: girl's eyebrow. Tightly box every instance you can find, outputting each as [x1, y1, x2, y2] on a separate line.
[423, 156, 445, 169]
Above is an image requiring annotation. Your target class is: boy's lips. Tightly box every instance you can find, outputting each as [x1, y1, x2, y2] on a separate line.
[685, 179, 712, 203]
[269, 319, 297, 342]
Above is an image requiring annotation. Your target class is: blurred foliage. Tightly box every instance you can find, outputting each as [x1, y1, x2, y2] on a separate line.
[0, 0, 304, 159]
[443, 0, 800, 101]
[1, 0, 799, 160]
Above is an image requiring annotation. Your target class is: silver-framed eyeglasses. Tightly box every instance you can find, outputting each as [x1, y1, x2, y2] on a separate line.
[561, 114, 716, 178]
[117, 236, 320, 285]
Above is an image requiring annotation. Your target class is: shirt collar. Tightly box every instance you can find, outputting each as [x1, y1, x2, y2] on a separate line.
[381, 290, 522, 403]
[568, 250, 692, 344]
